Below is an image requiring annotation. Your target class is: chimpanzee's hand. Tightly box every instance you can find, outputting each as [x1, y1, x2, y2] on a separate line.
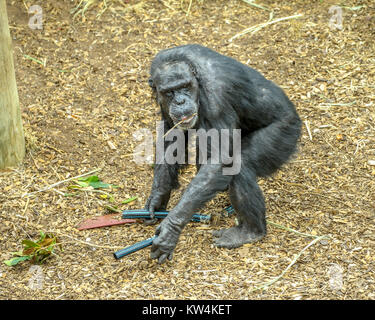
[150, 217, 181, 264]
[144, 190, 171, 223]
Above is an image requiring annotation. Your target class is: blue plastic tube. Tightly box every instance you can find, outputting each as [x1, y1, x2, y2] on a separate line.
[113, 236, 157, 259]
[121, 209, 210, 222]
[114, 206, 235, 259]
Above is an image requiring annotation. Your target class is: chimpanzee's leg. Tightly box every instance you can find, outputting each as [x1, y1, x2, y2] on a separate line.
[213, 117, 300, 248]
[213, 165, 266, 248]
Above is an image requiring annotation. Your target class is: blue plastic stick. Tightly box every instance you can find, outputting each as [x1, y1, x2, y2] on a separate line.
[114, 206, 235, 260]
[113, 236, 157, 259]
[121, 209, 210, 222]
[224, 205, 235, 215]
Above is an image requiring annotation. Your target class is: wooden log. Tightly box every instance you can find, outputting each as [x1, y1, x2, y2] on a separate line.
[0, 0, 25, 168]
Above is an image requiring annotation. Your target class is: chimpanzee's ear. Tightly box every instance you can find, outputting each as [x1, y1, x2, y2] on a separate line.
[148, 78, 154, 88]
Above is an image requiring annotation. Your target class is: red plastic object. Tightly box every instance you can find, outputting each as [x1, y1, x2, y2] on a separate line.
[76, 214, 136, 230]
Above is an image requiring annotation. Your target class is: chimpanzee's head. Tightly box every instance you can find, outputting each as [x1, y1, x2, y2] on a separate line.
[149, 61, 199, 130]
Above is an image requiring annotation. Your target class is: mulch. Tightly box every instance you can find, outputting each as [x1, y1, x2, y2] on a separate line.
[0, 0, 374, 299]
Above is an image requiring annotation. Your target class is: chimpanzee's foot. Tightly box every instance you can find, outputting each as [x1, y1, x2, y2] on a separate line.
[212, 226, 265, 248]
[143, 218, 159, 225]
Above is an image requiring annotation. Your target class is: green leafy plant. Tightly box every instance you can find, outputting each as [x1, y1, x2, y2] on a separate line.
[4, 232, 58, 266]
[121, 196, 137, 204]
[74, 175, 118, 189]
[67, 175, 119, 201]
[105, 196, 138, 212]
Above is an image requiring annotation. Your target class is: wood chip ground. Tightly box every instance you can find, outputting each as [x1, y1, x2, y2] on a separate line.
[0, 0, 374, 299]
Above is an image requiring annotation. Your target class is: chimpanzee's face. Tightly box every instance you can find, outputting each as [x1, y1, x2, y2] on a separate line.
[152, 61, 199, 130]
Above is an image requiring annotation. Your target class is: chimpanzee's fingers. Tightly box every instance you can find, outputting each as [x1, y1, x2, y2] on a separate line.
[143, 197, 160, 224]
[150, 247, 161, 259]
[158, 252, 170, 264]
[144, 196, 152, 210]
[151, 235, 161, 251]
[155, 223, 162, 235]
[148, 201, 157, 219]
[149, 221, 175, 263]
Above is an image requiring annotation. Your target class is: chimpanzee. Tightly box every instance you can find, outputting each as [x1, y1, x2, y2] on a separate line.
[145, 44, 301, 263]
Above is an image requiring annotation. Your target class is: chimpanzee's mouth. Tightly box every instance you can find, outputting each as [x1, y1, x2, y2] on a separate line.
[181, 114, 196, 123]
[177, 114, 197, 129]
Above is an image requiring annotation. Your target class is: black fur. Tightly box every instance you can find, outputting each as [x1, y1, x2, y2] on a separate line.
[145, 44, 301, 263]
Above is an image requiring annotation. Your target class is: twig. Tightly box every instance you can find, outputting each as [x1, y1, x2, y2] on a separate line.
[49, 230, 124, 250]
[52, 189, 66, 196]
[163, 113, 197, 138]
[163, 122, 181, 138]
[230, 13, 303, 41]
[318, 101, 356, 108]
[242, 0, 270, 11]
[185, 0, 193, 16]
[250, 235, 328, 292]
[304, 120, 313, 141]
[160, 0, 175, 11]
[226, 206, 319, 238]
[22, 197, 30, 216]
[267, 221, 321, 238]
[22, 168, 101, 198]
[23, 54, 46, 67]
[74, 188, 114, 200]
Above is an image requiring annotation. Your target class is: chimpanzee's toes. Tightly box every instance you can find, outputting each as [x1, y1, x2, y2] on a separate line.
[143, 218, 159, 225]
[213, 226, 264, 248]
[212, 229, 226, 238]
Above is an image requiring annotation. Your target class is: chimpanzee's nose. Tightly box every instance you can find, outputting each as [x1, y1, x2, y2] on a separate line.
[174, 96, 185, 105]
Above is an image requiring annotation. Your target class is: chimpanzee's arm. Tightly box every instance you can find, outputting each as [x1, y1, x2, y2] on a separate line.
[145, 120, 187, 218]
[150, 162, 232, 263]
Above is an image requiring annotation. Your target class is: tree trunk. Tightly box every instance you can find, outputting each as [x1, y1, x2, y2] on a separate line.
[0, 0, 25, 168]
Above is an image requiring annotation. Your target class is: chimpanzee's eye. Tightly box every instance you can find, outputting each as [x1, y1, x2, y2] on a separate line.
[165, 91, 174, 99]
